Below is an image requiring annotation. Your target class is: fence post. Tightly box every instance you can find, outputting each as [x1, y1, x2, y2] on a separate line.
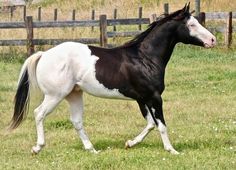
[195, 0, 200, 17]
[164, 3, 169, 15]
[198, 12, 205, 26]
[113, 8, 117, 31]
[72, 9, 76, 20]
[72, 9, 76, 31]
[25, 16, 34, 56]
[91, 9, 95, 31]
[23, 6, 26, 21]
[10, 6, 14, 21]
[149, 13, 157, 23]
[38, 7, 41, 21]
[99, 15, 107, 47]
[54, 9, 58, 21]
[138, 6, 142, 30]
[225, 12, 232, 48]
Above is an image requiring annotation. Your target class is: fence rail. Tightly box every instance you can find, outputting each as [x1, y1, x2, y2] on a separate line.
[0, 38, 100, 46]
[0, 6, 235, 56]
[0, 22, 25, 28]
[0, 15, 152, 55]
[205, 12, 236, 19]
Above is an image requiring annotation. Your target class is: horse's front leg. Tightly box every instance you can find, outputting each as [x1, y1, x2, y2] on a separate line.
[151, 94, 179, 154]
[125, 115, 155, 148]
[125, 103, 155, 148]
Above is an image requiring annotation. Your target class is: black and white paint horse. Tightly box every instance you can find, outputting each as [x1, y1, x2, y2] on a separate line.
[10, 4, 216, 154]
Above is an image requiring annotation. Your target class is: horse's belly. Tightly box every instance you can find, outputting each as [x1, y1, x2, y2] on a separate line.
[83, 86, 129, 99]
[78, 71, 130, 100]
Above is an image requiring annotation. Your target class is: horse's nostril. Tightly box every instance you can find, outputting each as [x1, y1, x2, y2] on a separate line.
[211, 38, 214, 43]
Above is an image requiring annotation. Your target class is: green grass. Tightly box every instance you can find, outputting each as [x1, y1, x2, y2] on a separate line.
[0, 46, 235, 170]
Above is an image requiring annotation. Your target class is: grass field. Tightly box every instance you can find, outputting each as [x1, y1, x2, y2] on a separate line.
[0, 45, 235, 170]
[0, 1, 235, 169]
[0, 0, 235, 54]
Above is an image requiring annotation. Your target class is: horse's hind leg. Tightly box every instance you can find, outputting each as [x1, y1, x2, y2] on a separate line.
[32, 95, 62, 154]
[125, 103, 155, 148]
[66, 90, 98, 153]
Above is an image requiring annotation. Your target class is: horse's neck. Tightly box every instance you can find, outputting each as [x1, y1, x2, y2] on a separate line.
[138, 28, 177, 67]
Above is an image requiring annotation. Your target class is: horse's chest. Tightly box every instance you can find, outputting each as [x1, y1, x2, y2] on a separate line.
[129, 67, 165, 94]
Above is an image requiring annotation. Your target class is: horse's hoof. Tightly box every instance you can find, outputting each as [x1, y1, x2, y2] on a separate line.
[31, 146, 42, 155]
[125, 140, 132, 149]
[92, 149, 101, 154]
[165, 147, 179, 155]
[31, 147, 39, 155]
[170, 149, 180, 155]
[87, 148, 100, 154]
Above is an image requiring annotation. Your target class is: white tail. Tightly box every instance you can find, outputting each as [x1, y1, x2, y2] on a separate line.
[27, 51, 43, 89]
[9, 51, 43, 130]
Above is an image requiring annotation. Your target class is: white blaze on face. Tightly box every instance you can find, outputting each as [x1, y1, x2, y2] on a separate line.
[187, 16, 216, 48]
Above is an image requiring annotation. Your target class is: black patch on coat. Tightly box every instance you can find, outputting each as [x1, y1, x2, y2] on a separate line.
[88, 5, 205, 102]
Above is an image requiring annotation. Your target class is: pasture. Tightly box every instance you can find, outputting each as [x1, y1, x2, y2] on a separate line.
[0, 45, 235, 169]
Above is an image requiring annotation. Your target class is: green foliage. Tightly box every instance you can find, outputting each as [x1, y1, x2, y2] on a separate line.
[46, 119, 73, 130]
[0, 46, 235, 169]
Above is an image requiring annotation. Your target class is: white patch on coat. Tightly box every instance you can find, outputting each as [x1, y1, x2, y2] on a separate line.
[36, 42, 131, 100]
[187, 16, 216, 48]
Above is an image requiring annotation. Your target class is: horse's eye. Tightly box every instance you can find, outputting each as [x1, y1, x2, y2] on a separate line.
[189, 24, 195, 27]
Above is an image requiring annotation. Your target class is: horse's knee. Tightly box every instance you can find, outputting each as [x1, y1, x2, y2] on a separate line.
[157, 119, 167, 134]
[34, 109, 45, 125]
[147, 123, 155, 130]
[33, 106, 46, 125]
[71, 120, 83, 131]
[34, 106, 40, 116]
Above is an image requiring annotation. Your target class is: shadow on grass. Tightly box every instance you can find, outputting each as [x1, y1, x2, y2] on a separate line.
[93, 137, 232, 152]
[70, 136, 233, 153]
[69, 138, 160, 152]
[94, 138, 163, 151]
[45, 119, 73, 130]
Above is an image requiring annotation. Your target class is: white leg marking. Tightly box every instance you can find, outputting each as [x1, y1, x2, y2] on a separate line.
[66, 90, 98, 153]
[125, 112, 155, 148]
[157, 119, 179, 154]
[32, 95, 62, 154]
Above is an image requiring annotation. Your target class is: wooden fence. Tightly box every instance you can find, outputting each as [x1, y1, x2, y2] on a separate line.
[0, 15, 150, 56]
[0, 5, 235, 56]
[198, 12, 236, 48]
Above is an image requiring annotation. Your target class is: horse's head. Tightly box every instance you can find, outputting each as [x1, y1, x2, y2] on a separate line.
[174, 3, 216, 48]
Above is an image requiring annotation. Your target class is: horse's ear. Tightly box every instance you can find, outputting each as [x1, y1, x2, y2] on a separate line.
[182, 3, 187, 11]
[186, 2, 190, 13]
[183, 2, 190, 13]
[174, 3, 191, 20]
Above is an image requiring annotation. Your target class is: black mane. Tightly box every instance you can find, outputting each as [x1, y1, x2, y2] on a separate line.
[122, 8, 189, 47]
